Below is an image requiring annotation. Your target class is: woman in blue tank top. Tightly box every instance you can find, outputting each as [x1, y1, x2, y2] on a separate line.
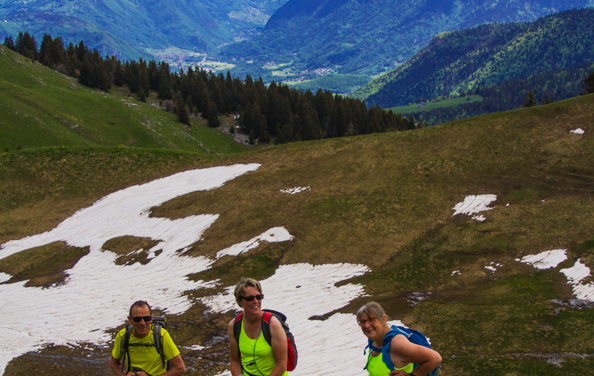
[227, 277, 288, 376]
[357, 302, 442, 376]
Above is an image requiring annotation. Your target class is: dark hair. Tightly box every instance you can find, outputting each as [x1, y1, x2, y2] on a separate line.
[129, 300, 152, 317]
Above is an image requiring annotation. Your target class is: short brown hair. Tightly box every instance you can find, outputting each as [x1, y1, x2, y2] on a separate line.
[234, 277, 262, 305]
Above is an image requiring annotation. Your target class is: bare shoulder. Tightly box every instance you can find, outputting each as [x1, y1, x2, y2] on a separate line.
[228, 317, 237, 330]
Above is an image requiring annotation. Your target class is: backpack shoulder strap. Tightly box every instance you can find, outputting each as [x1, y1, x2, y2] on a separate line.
[261, 311, 273, 345]
[153, 323, 166, 369]
[233, 312, 244, 342]
[380, 326, 404, 370]
[121, 325, 133, 373]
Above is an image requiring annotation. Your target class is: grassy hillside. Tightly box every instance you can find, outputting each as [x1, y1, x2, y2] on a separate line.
[1, 50, 594, 374]
[0, 46, 249, 156]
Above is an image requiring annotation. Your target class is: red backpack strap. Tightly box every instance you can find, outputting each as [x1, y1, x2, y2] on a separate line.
[261, 311, 273, 344]
[233, 312, 244, 343]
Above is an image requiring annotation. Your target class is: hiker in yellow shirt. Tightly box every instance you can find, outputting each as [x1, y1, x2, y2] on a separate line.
[227, 277, 289, 376]
[109, 300, 186, 376]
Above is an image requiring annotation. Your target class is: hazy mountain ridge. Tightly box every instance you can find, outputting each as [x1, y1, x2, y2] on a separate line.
[0, 0, 287, 60]
[361, 8, 594, 108]
[218, 0, 594, 89]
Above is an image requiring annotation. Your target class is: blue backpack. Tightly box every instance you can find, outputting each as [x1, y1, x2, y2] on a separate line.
[364, 325, 438, 375]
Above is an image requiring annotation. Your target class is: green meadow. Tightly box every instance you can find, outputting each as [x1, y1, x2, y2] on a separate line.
[1, 45, 593, 375]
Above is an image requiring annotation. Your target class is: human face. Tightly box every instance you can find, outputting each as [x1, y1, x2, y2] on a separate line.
[240, 286, 263, 315]
[129, 304, 152, 338]
[358, 313, 383, 340]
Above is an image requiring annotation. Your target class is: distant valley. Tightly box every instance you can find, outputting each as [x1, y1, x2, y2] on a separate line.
[2, 0, 594, 93]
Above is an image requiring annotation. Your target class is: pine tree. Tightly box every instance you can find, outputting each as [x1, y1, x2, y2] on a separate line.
[4, 36, 15, 50]
[523, 90, 537, 107]
[176, 95, 190, 125]
[157, 62, 173, 99]
[15, 32, 37, 60]
[584, 71, 594, 94]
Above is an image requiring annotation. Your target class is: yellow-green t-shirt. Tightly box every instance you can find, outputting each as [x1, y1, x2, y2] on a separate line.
[112, 326, 180, 376]
[238, 319, 289, 376]
[366, 351, 414, 376]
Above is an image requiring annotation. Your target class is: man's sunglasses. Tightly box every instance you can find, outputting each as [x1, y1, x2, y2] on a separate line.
[131, 315, 152, 322]
[242, 294, 264, 301]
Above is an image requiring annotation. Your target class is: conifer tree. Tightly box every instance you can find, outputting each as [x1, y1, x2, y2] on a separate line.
[15, 32, 37, 60]
[584, 71, 594, 94]
[3, 36, 15, 50]
[157, 61, 173, 99]
[176, 95, 190, 125]
[523, 90, 537, 107]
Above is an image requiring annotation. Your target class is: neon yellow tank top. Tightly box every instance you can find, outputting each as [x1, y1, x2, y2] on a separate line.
[366, 352, 414, 376]
[238, 319, 289, 376]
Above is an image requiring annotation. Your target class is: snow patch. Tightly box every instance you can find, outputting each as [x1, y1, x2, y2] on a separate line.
[570, 128, 585, 135]
[485, 262, 502, 272]
[561, 260, 594, 302]
[518, 249, 567, 269]
[215, 227, 293, 258]
[281, 186, 311, 195]
[452, 194, 497, 219]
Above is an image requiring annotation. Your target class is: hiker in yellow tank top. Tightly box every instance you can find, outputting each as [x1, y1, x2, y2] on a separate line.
[228, 277, 288, 376]
[366, 352, 414, 376]
[357, 302, 442, 376]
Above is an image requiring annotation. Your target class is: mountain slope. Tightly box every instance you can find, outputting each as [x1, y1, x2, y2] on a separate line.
[0, 45, 248, 155]
[0, 0, 287, 61]
[360, 8, 594, 108]
[218, 0, 594, 89]
[1, 91, 593, 374]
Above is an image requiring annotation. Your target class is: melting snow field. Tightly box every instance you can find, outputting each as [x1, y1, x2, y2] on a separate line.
[1, 170, 592, 375]
[0, 164, 370, 375]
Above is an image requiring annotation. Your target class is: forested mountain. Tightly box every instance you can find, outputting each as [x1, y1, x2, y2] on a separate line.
[0, 0, 287, 61]
[360, 8, 594, 116]
[2, 1, 594, 94]
[218, 0, 594, 92]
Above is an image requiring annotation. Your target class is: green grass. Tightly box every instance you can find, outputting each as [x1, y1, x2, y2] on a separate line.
[1, 44, 594, 375]
[388, 95, 483, 114]
[0, 46, 249, 155]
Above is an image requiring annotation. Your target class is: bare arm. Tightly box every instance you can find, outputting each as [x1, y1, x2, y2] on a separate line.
[109, 356, 128, 376]
[268, 316, 288, 376]
[389, 335, 442, 376]
[228, 319, 244, 376]
[161, 354, 186, 376]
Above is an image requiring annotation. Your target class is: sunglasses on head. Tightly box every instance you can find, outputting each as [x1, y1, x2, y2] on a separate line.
[242, 294, 264, 301]
[131, 315, 152, 322]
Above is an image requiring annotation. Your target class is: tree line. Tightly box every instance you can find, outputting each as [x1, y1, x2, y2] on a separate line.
[404, 64, 594, 126]
[3, 32, 415, 144]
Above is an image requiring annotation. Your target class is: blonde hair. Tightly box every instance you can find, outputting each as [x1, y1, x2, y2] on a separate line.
[356, 301, 389, 321]
[234, 277, 262, 305]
